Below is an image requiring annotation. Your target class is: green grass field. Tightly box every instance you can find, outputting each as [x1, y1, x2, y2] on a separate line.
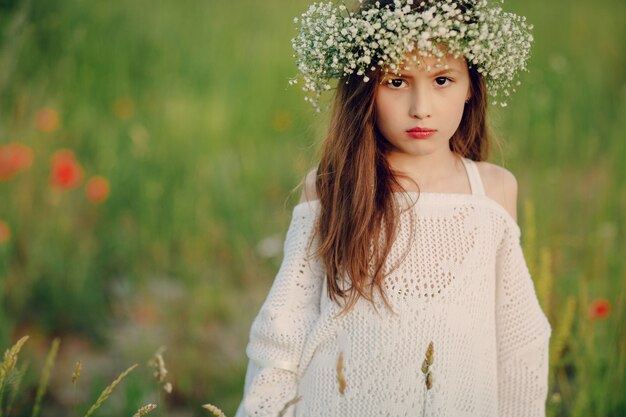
[0, 0, 624, 415]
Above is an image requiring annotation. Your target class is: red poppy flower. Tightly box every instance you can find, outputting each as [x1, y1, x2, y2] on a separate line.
[588, 298, 611, 320]
[36, 107, 60, 133]
[50, 149, 83, 190]
[0, 143, 33, 181]
[0, 220, 10, 244]
[85, 176, 110, 204]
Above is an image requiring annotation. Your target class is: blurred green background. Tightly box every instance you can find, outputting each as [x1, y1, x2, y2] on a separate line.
[0, 0, 624, 415]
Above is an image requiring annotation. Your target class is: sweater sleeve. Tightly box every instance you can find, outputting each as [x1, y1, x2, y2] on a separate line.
[235, 201, 324, 417]
[495, 223, 552, 417]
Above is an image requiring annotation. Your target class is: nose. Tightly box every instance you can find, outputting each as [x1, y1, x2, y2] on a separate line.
[409, 86, 432, 119]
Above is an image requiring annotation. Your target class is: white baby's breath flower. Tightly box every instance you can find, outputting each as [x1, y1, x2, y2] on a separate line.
[291, 0, 533, 110]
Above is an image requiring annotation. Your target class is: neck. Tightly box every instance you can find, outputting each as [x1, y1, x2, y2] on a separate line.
[386, 150, 464, 191]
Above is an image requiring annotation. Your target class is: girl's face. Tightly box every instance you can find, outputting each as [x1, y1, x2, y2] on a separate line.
[375, 53, 470, 159]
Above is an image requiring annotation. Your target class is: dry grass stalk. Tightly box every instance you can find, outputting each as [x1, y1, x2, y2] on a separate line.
[151, 347, 167, 383]
[150, 347, 172, 394]
[4, 362, 26, 417]
[72, 361, 82, 385]
[84, 364, 138, 417]
[425, 372, 433, 390]
[425, 342, 434, 366]
[31, 337, 60, 417]
[0, 335, 29, 387]
[277, 396, 301, 417]
[162, 382, 172, 394]
[0, 335, 30, 416]
[202, 403, 227, 417]
[71, 360, 82, 415]
[153, 353, 167, 383]
[336, 351, 346, 394]
[421, 341, 434, 391]
[132, 403, 157, 417]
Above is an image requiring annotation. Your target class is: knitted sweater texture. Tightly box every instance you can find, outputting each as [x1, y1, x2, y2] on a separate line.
[235, 158, 551, 417]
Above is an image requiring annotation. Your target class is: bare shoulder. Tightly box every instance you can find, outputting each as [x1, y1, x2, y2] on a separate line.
[298, 168, 319, 203]
[475, 161, 518, 222]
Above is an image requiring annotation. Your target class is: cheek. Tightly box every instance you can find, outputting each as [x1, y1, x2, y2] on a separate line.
[441, 92, 469, 128]
[452, 101, 467, 122]
[445, 103, 466, 134]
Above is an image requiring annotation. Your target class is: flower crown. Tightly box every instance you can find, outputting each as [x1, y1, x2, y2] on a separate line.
[290, 0, 533, 110]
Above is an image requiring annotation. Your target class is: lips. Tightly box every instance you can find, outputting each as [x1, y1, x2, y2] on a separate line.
[406, 127, 436, 139]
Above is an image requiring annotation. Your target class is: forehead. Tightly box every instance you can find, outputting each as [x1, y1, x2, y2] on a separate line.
[396, 52, 467, 73]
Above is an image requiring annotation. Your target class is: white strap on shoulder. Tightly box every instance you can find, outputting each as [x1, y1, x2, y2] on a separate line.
[462, 157, 486, 196]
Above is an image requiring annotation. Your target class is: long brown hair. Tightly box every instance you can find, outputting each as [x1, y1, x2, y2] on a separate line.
[311, 1, 492, 315]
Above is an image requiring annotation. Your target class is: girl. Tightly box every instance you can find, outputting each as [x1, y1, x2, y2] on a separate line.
[235, 1, 551, 416]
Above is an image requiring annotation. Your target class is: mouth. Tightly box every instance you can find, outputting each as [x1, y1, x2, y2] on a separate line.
[406, 127, 436, 139]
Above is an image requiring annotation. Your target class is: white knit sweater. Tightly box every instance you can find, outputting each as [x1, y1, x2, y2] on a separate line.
[235, 158, 551, 417]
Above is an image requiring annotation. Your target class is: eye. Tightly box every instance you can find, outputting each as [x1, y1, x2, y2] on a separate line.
[386, 78, 407, 89]
[435, 77, 451, 86]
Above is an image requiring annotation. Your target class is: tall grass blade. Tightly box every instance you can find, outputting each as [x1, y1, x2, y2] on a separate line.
[84, 364, 138, 417]
[31, 338, 60, 417]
